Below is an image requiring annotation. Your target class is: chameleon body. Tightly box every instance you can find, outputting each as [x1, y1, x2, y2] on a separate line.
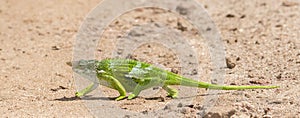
[70, 59, 278, 100]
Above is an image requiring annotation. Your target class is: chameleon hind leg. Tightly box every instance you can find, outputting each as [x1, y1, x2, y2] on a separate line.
[101, 75, 127, 101]
[75, 82, 99, 97]
[162, 85, 178, 98]
[128, 77, 161, 99]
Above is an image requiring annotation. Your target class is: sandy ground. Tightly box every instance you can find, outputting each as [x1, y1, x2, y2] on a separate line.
[0, 0, 299, 117]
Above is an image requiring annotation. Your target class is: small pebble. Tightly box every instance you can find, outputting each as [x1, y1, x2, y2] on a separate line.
[227, 109, 236, 117]
[262, 114, 272, 118]
[51, 46, 60, 50]
[180, 108, 190, 114]
[226, 14, 235, 18]
[141, 110, 148, 114]
[176, 6, 189, 15]
[226, 58, 236, 69]
[203, 112, 222, 118]
[164, 104, 171, 110]
[282, 1, 299, 7]
[269, 100, 282, 104]
[244, 93, 251, 98]
[177, 103, 183, 107]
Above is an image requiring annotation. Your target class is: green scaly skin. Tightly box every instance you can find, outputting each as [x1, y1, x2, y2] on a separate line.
[69, 59, 279, 100]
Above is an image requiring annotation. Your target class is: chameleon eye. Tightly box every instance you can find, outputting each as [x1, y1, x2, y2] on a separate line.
[79, 60, 87, 66]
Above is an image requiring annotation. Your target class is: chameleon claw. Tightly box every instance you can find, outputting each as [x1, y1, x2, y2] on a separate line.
[75, 92, 84, 97]
[167, 93, 178, 99]
[127, 94, 137, 100]
[115, 95, 126, 101]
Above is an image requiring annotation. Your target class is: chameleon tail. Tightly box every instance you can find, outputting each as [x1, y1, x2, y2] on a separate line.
[204, 83, 279, 90]
[178, 77, 279, 90]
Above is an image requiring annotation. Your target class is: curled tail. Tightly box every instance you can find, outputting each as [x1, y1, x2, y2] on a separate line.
[177, 77, 279, 90]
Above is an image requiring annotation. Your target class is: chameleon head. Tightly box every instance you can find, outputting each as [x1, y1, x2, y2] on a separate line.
[67, 60, 99, 82]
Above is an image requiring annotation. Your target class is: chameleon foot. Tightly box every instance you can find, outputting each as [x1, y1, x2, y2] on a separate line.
[167, 93, 178, 98]
[115, 95, 126, 101]
[163, 85, 178, 98]
[127, 94, 137, 100]
[75, 92, 84, 97]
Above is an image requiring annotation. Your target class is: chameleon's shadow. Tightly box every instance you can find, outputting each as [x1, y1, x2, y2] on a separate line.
[178, 91, 231, 99]
[142, 92, 231, 100]
[53, 95, 115, 101]
[53, 96, 80, 101]
[53, 92, 231, 101]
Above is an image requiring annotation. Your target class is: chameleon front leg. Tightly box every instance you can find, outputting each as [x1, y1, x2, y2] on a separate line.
[75, 82, 99, 97]
[162, 85, 178, 98]
[101, 75, 127, 101]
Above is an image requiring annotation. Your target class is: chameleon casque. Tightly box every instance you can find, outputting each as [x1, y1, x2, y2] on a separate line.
[69, 59, 279, 100]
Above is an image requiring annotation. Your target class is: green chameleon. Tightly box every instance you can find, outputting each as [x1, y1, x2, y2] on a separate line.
[68, 59, 279, 101]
